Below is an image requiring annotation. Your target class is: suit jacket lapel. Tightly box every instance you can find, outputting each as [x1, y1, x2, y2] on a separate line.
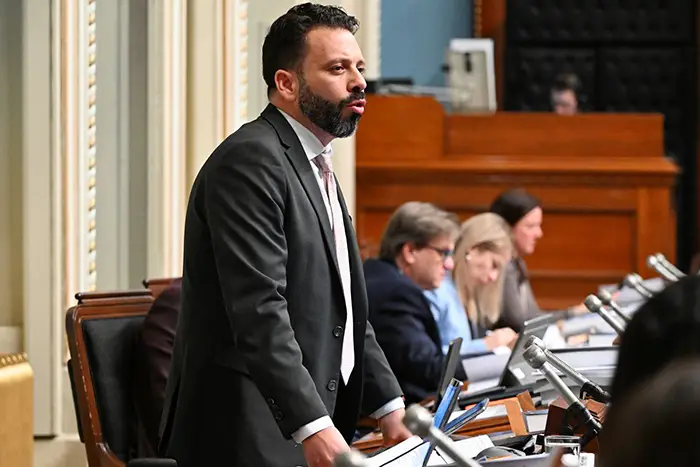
[261, 105, 339, 270]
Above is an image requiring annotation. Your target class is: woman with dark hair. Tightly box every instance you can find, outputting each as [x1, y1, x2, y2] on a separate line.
[598, 359, 700, 467]
[489, 188, 543, 332]
[607, 274, 700, 409]
[550, 359, 700, 467]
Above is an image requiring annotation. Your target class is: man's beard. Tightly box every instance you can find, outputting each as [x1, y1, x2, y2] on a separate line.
[298, 76, 365, 139]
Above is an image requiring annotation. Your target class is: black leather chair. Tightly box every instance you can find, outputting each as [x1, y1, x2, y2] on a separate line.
[66, 290, 176, 467]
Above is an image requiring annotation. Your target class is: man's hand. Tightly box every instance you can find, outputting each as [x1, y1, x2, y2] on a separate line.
[378, 408, 413, 447]
[302, 426, 350, 467]
[485, 328, 517, 350]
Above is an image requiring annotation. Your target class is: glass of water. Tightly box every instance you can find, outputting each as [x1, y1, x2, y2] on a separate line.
[544, 435, 581, 457]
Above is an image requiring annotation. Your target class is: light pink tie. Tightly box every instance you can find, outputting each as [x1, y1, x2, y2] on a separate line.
[314, 151, 354, 384]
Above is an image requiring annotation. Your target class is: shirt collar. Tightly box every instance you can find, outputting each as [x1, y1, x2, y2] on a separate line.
[277, 108, 332, 162]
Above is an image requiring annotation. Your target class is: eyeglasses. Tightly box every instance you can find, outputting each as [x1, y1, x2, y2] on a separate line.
[425, 245, 454, 261]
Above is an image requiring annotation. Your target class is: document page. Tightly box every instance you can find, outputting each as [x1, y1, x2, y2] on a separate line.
[365, 436, 425, 467]
[429, 435, 494, 465]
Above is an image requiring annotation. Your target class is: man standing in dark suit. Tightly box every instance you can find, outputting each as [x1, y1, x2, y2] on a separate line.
[159, 4, 409, 467]
[364, 202, 467, 404]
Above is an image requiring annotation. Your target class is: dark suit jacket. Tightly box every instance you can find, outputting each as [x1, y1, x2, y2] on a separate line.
[130, 279, 182, 459]
[364, 259, 467, 404]
[159, 105, 402, 467]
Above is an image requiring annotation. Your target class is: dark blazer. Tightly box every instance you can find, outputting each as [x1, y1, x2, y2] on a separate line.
[495, 258, 541, 333]
[364, 259, 467, 404]
[130, 279, 182, 458]
[159, 105, 402, 467]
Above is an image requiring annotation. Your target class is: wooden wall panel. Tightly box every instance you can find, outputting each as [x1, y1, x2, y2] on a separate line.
[446, 113, 664, 158]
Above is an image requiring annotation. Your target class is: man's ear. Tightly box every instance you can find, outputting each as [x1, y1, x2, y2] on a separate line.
[401, 242, 417, 265]
[274, 69, 297, 102]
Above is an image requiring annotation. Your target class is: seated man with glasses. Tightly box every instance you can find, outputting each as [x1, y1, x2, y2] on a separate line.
[364, 202, 466, 404]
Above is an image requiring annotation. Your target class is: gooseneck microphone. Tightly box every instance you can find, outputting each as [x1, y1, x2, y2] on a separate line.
[596, 289, 631, 325]
[583, 294, 626, 335]
[654, 253, 684, 279]
[622, 273, 654, 299]
[333, 450, 368, 467]
[404, 405, 481, 467]
[525, 336, 611, 403]
[523, 346, 602, 447]
[647, 254, 680, 282]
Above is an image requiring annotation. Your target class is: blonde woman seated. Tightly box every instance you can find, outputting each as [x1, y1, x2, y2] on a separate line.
[425, 213, 517, 356]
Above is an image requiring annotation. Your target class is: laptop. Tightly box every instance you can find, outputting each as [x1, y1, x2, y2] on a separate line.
[458, 320, 550, 406]
[436, 337, 464, 408]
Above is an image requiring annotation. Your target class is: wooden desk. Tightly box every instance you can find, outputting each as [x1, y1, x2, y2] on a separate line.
[355, 96, 678, 309]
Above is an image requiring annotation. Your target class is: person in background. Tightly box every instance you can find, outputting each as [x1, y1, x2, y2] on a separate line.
[364, 202, 466, 404]
[550, 72, 580, 116]
[489, 189, 544, 332]
[425, 213, 517, 356]
[130, 279, 182, 458]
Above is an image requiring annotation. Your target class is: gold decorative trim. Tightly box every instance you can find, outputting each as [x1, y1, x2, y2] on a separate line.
[473, 0, 483, 38]
[222, 0, 249, 133]
[86, 0, 97, 292]
[62, 0, 98, 301]
[0, 353, 29, 369]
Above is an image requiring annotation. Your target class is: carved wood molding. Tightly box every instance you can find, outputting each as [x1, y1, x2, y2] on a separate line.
[357, 167, 677, 188]
[473, 0, 483, 37]
[0, 353, 29, 369]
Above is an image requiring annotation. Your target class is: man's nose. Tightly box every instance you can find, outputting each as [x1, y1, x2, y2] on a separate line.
[444, 256, 455, 271]
[349, 69, 366, 92]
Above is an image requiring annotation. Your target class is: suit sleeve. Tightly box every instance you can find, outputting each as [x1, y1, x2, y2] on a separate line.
[204, 141, 328, 438]
[371, 286, 466, 394]
[360, 320, 405, 415]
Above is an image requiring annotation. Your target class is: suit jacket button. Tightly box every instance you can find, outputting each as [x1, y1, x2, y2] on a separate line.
[333, 326, 343, 338]
[267, 398, 276, 406]
[327, 380, 338, 391]
[274, 411, 284, 421]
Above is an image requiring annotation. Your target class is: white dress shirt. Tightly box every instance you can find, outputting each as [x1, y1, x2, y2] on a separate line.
[278, 109, 404, 443]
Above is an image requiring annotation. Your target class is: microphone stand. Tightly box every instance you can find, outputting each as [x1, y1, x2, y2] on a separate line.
[525, 336, 611, 404]
[523, 346, 603, 450]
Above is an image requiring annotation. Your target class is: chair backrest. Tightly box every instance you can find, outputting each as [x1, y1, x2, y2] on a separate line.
[0, 353, 33, 467]
[66, 290, 154, 467]
[142, 277, 180, 299]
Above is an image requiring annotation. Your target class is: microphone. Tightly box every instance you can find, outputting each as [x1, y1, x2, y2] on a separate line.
[525, 336, 611, 403]
[403, 405, 482, 467]
[522, 345, 602, 447]
[333, 450, 369, 467]
[583, 294, 626, 335]
[654, 253, 684, 279]
[647, 254, 680, 282]
[596, 289, 631, 325]
[622, 273, 654, 299]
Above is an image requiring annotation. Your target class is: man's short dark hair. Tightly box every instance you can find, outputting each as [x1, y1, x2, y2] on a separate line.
[262, 3, 359, 96]
[551, 72, 581, 94]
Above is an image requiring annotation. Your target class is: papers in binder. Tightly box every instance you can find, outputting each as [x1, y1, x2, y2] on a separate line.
[365, 434, 495, 467]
